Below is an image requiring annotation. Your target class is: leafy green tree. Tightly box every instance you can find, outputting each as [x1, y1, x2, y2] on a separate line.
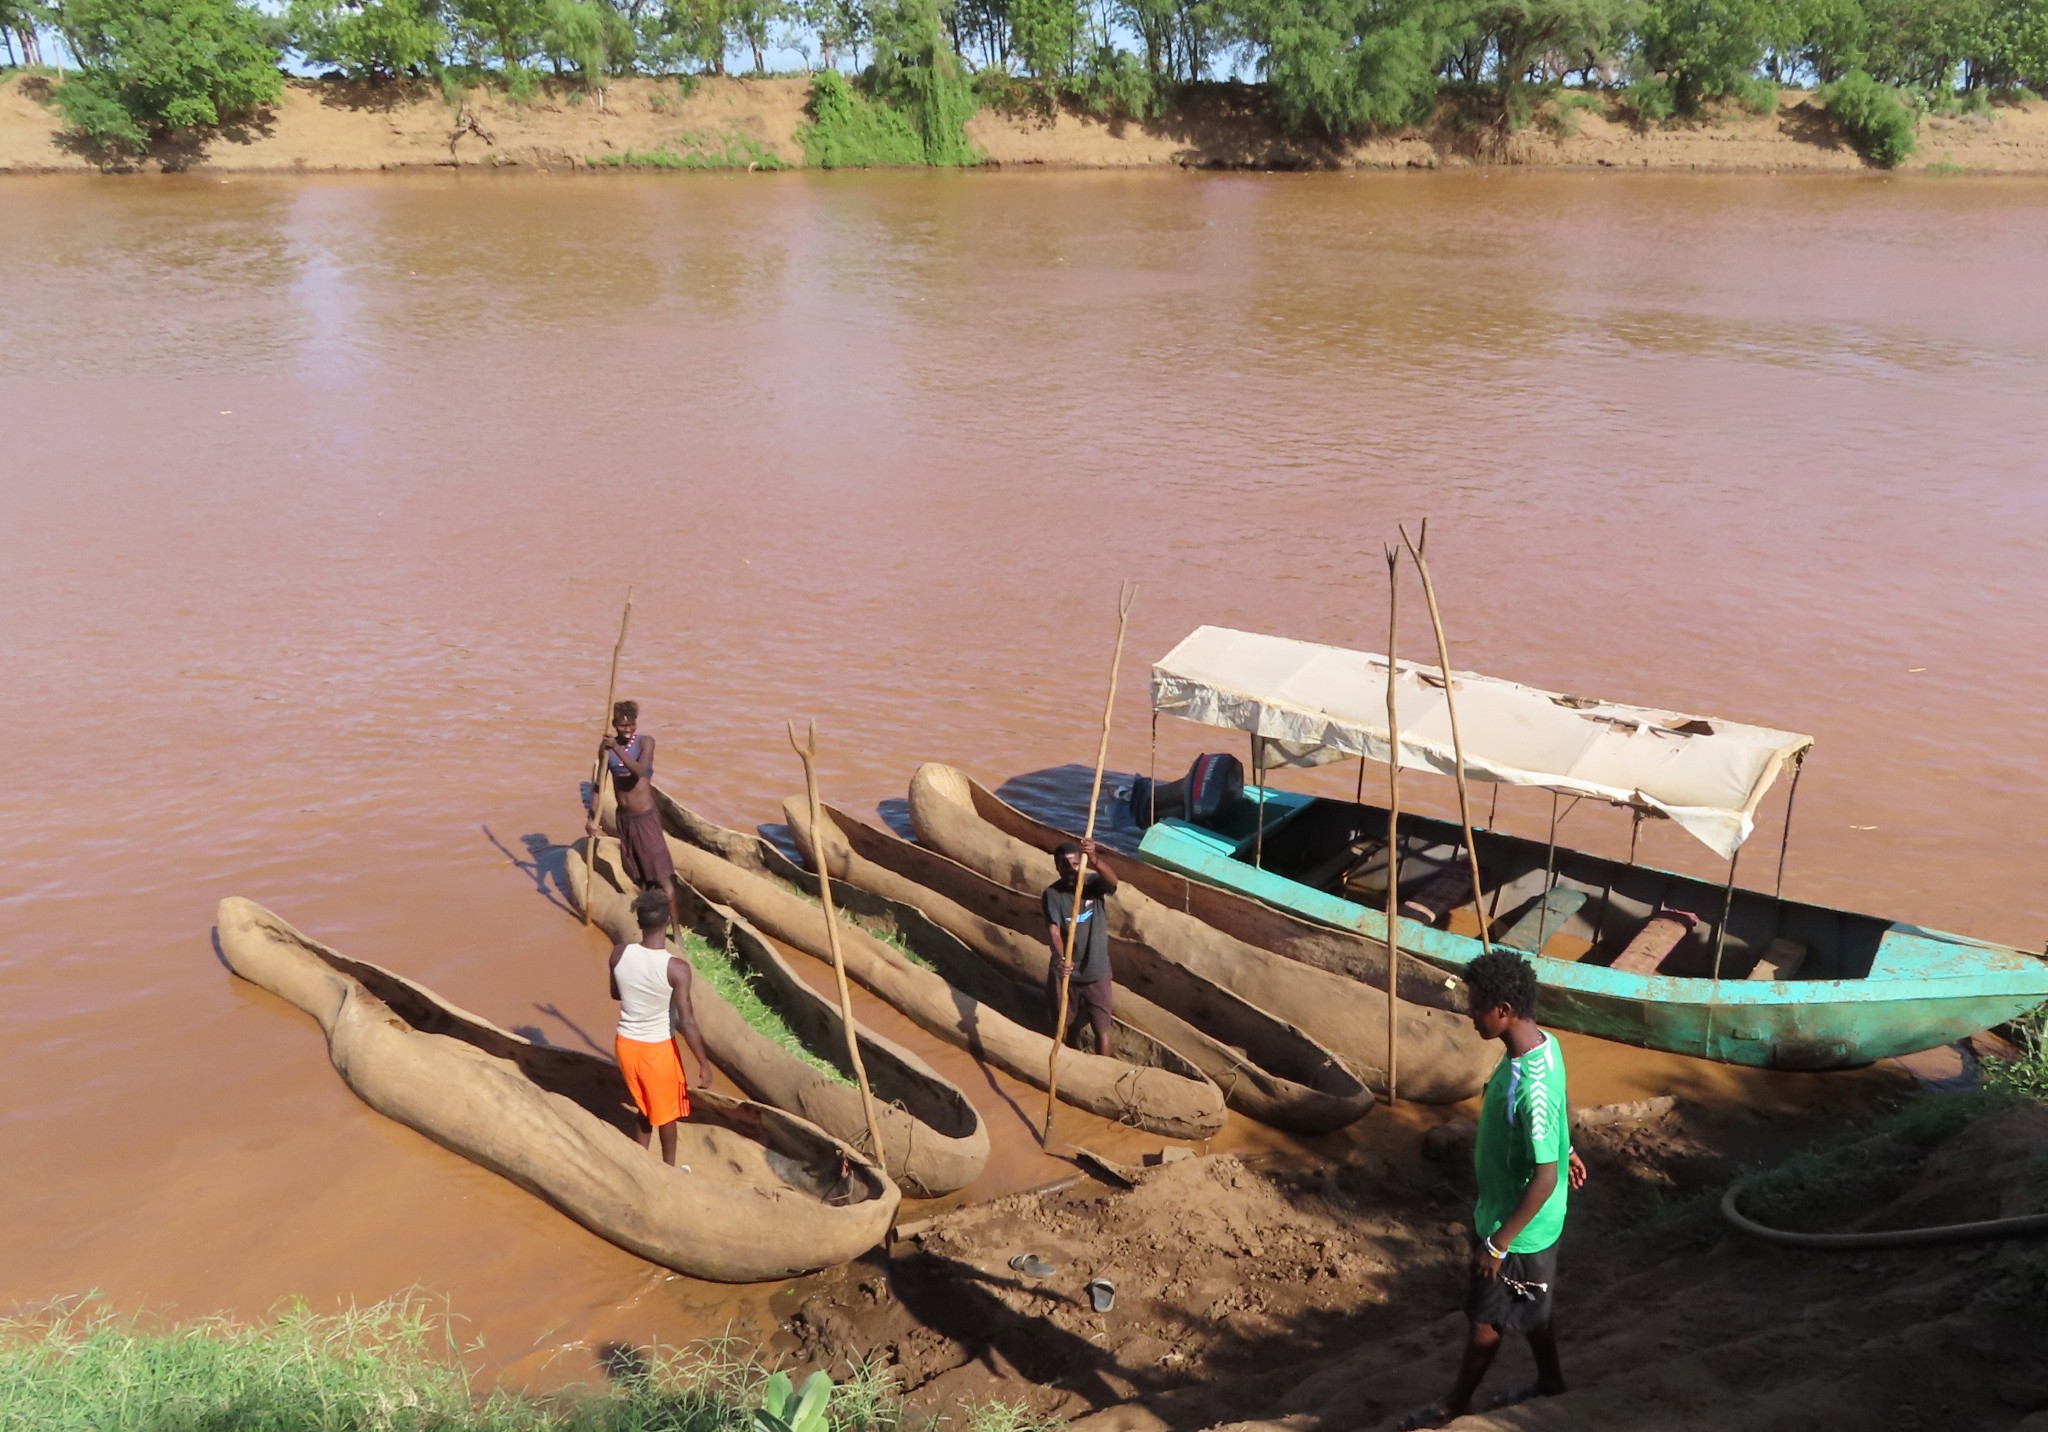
[948, 0, 1009, 68]
[538, 0, 630, 74]
[724, 0, 786, 69]
[448, 0, 543, 67]
[51, 0, 283, 152]
[1239, 0, 1468, 134]
[637, 0, 729, 69]
[1636, 0, 1779, 109]
[3, 0, 52, 66]
[1467, 0, 1640, 119]
[1769, 0, 1863, 80]
[1860, 0, 1987, 87]
[868, 0, 976, 160]
[1983, 0, 2048, 89]
[288, 0, 447, 78]
[1010, 0, 1083, 76]
[796, 0, 869, 66]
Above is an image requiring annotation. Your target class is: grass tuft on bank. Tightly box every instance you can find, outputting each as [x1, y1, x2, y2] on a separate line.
[1984, 1009, 2048, 1100]
[1, 1295, 1057, 1432]
[594, 132, 789, 171]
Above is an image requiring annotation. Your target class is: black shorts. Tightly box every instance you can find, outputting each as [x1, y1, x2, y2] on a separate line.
[1044, 970, 1114, 1042]
[1465, 1235, 1558, 1333]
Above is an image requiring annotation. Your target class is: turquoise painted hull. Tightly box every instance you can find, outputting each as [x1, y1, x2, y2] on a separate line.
[1139, 795, 2048, 1069]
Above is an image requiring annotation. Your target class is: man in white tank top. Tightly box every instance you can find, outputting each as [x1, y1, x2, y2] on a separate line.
[609, 888, 713, 1166]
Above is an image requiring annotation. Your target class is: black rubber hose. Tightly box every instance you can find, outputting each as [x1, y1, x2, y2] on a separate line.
[1721, 1175, 2048, 1250]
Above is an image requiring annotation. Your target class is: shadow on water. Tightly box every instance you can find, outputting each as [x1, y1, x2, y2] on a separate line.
[533, 1001, 609, 1057]
[484, 825, 576, 917]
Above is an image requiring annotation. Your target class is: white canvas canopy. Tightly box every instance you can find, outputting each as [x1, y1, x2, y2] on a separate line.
[1150, 626, 1814, 861]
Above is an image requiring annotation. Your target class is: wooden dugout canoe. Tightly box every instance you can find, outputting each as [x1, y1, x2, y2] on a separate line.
[215, 897, 897, 1282]
[907, 763, 1496, 1104]
[1139, 788, 2048, 1070]
[779, 796, 1374, 1135]
[567, 838, 989, 1198]
[644, 788, 1228, 1140]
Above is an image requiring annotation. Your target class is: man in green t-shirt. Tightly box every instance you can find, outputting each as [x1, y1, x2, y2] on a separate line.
[1402, 950, 1588, 1430]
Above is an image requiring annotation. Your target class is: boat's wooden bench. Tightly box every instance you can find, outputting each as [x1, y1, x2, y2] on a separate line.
[1748, 938, 1809, 981]
[1497, 887, 1588, 954]
[1611, 909, 1701, 974]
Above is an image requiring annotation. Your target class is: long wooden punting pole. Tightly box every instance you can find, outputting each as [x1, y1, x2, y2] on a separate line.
[1400, 521, 1493, 958]
[790, 719, 886, 1162]
[1044, 580, 1138, 1146]
[581, 586, 634, 926]
[1381, 544, 1404, 1104]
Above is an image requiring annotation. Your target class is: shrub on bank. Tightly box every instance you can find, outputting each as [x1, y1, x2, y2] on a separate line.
[1820, 69, 1918, 165]
[50, 0, 283, 156]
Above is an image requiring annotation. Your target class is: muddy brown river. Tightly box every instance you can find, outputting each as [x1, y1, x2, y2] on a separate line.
[3, 169, 2046, 1386]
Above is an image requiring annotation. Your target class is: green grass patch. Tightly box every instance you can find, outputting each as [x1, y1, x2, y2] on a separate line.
[0, 1294, 1051, 1431]
[774, 872, 940, 974]
[1984, 1008, 2048, 1099]
[595, 131, 788, 170]
[682, 932, 848, 1084]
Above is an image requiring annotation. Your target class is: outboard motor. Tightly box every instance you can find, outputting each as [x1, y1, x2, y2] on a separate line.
[1126, 752, 1246, 831]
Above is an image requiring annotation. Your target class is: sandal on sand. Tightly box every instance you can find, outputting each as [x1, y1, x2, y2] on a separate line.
[1086, 1277, 1116, 1312]
[1007, 1253, 1056, 1278]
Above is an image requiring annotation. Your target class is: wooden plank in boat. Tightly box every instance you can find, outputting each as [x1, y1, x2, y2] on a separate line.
[1498, 887, 1589, 955]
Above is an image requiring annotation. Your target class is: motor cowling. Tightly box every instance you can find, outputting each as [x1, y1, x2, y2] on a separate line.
[1126, 752, 1246, 831]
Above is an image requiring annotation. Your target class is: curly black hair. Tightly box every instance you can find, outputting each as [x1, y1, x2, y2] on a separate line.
[1464, 949, 1539, 1020]
[632, 887, 671, 932]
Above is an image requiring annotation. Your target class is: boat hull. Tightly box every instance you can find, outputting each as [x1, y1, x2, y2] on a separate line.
[1140, 816, 2048, 1069]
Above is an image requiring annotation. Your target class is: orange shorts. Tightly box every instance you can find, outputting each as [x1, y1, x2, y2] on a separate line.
[615, 1034, 689, 1128]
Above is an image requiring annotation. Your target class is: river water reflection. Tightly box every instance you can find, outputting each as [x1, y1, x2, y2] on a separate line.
[2, 168, 2045, 1379]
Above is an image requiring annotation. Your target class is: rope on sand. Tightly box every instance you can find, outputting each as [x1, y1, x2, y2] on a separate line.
[1720, 1176, 2048, 1250]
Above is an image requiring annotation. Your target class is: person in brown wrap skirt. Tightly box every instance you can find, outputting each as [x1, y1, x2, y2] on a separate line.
[587, 700, 680, 931]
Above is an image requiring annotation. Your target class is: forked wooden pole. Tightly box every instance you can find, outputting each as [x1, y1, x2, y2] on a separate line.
[1400, 521, 1493, 958]
[1044, 580, 1138, 1146]
[581, 586, 633, 926]
[1381, 545, 1403, 1105]
[789, 719, 886, 1163]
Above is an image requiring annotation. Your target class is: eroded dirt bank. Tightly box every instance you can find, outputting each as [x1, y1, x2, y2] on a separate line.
[4, 73, 2048, 175]
[781, 1087, 2048, 1430]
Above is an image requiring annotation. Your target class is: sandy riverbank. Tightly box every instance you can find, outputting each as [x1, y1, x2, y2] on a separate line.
[4, 73, 2048, 175]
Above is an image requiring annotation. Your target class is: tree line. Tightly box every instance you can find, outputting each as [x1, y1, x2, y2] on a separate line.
[4, 0, 2045, 159]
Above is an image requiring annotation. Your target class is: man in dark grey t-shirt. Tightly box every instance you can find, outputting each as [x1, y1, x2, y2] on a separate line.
[1042, 838, 1119, 1056]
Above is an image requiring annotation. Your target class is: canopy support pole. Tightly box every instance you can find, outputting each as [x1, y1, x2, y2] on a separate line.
[1251, 732, 1264, 870]
[1774, 750, 1806, 900]
[1381, 545, 1403, 1105]
[1400, 520, 1492, 958]
[1710, 847, 1743, 985]
[1593, 809, 1642, 953]
[1532, 792, 1562, 952]
[1707, 845, 1744, 1055]
[1148, 709, 1159, 828]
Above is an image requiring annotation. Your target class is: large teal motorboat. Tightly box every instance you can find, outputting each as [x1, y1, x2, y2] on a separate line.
[1131, 626, 2048, 1069]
